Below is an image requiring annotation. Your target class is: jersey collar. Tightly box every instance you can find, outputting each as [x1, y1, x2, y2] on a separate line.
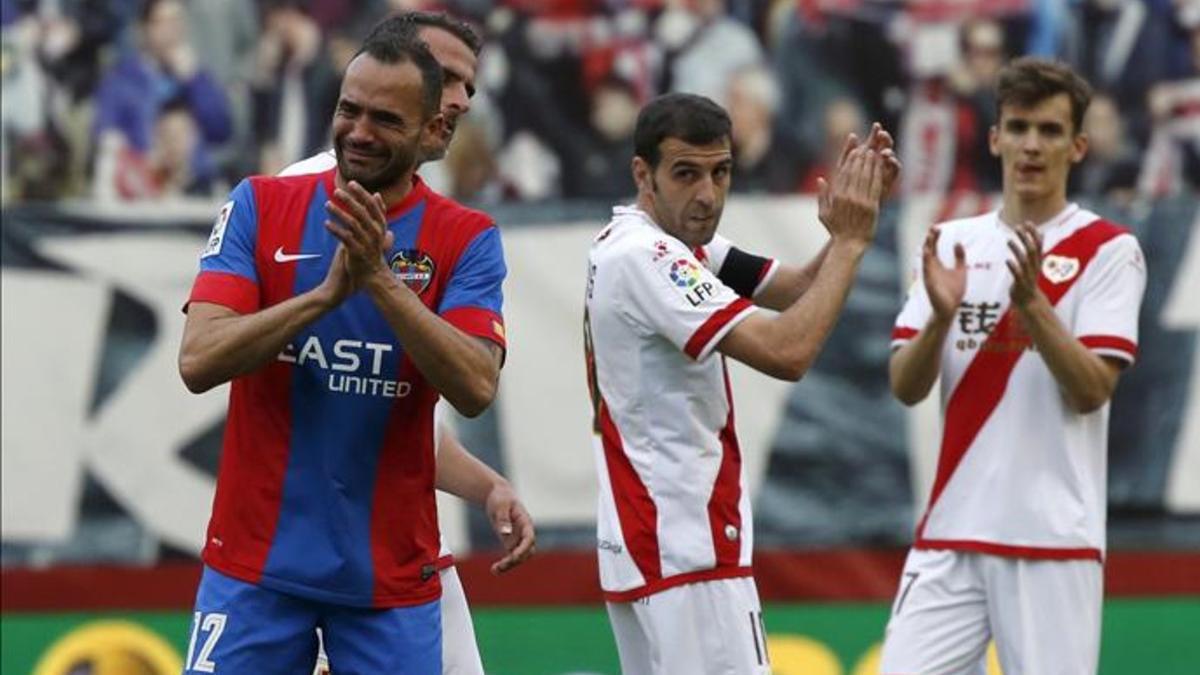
[321, 170, 430, 223]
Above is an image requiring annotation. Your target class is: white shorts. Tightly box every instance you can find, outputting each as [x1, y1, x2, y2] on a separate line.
[879, 548, 1102, 675]
[314, 566, 483, 675]
[606, 576, 770, 675]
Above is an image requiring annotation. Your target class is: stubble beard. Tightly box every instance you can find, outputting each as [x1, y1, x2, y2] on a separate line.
[336, 141, 418, 193]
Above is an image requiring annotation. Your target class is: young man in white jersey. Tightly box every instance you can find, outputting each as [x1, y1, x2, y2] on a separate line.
[882, 58, 1146, 675]
[285, 13, 535, 675]
[584, 92, 899, 674]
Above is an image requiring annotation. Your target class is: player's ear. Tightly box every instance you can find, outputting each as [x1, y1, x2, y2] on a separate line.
[632, 157, 652, 193]
[1071, 131, 1089, 164]
[988, 125, 1000, 157]
[424, 112, 446, 140]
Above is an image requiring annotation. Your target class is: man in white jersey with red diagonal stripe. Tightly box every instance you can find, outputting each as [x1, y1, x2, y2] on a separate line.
[585, 92, 899, 674]
[882, 58, 1147, 675]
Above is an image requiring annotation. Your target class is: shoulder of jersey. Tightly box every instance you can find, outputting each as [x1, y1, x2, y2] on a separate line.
[594, 210, 684, 258]
[422, 186, 495, 236]
[1085, 217, 1141, 268]
[246, 172, 325, 198]
[1084, 216, 1133, 240]
[935, 211, 994, 236]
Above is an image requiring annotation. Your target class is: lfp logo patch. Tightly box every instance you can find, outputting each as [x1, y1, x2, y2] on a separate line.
[668, 258, 703, 289]
[390, 249, 435, 294]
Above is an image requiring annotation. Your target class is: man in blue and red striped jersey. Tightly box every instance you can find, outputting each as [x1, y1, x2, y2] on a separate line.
[282, 13, 534, 675]
[177, 29, 505, 674]
[882, 58, 1146, 674]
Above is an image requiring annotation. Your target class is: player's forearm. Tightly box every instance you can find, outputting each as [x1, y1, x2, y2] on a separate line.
[362, 271, 499, 417]
[755, 240, 832, 310]
[436, 435, 508, 506]
[737, 239, 866, 380]
[179, 290, 336, 393]
[889, 315, 952, 405]
[1017, 297, 1118, 413]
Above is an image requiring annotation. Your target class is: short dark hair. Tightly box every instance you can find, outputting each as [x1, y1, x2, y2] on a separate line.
[353, 34, 444, 120]
[365, 11, 483, 56]
[996, 57, 1093, 133]
[634, 93, 732, 167]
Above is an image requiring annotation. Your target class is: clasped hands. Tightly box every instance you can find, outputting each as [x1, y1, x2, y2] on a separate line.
[318, 181, 396, 304]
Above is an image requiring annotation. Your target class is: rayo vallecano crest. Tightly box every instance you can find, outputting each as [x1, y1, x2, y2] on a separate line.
[1041, 254, 1080, 284]
[390, 249, 435, 294]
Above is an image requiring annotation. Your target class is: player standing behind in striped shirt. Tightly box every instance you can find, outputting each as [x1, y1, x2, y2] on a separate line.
[882, 58, 1146, 675]
[584, 93, 899, 675]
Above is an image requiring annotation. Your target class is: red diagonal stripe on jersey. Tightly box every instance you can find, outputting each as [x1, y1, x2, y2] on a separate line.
[708, 360, 744, 568]
[599, 400, 662, 582]
[892, 326, 919, 341]
[1079, 335, 1138, 359]
[916, 219, 1129, 541]
[685, 297, 753, 359]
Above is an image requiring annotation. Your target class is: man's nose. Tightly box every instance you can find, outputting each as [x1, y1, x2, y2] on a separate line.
[346, 116, 375, 143]
[1021, 130, 1042, 153]
[694, 176, 717, 206]
[443, 85, 471, 117]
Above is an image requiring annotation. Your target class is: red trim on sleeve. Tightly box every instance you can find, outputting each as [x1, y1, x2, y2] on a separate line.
[1079, 335, 1137, 359]
[187, 271, 259, 314]
[684, 298, 754, 359]
[436, 554, 455, 571]
[756, 259, 775, 283]
[752, 259, 780, 298]
[892, 327, 919, 341]
[441, 307, 506, 349]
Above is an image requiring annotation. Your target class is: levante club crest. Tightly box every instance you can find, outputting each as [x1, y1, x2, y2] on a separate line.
[390, 249, 435, 294]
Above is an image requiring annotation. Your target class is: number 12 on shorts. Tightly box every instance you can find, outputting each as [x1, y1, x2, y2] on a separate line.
[185, 611, 227, 673]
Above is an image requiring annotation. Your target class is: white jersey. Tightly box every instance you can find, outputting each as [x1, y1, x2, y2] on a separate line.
[280, 150, 337, 177]
[585, 205, 777, 601]
[892, 205, 1146, 560]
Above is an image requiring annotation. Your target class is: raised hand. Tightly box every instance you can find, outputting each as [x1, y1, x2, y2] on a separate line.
[325, 181, 394, 283]
[863, 122, 902, 198]
[923, 227, 967, 320]
[1007, 221, 1044, 309]
[817, 141, 884, 246]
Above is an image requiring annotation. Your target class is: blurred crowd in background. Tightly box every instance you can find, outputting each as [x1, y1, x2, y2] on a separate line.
[1, 0, 1198, 207]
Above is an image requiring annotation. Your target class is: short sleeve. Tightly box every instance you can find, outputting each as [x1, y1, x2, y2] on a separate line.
[1073, 234, 1146, 364]
[186, 179, 260, 314]
[622, 239, 756, 361]
[892, 250, 934, 349]
[438, 226, 507, 349]
[700, 233, 778, 299]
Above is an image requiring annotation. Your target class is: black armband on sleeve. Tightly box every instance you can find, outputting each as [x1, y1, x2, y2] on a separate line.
[718, 247, 772, 299]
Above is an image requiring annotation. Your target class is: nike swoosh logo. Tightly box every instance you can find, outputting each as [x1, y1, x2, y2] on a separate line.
[274, 247, 321, 263]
